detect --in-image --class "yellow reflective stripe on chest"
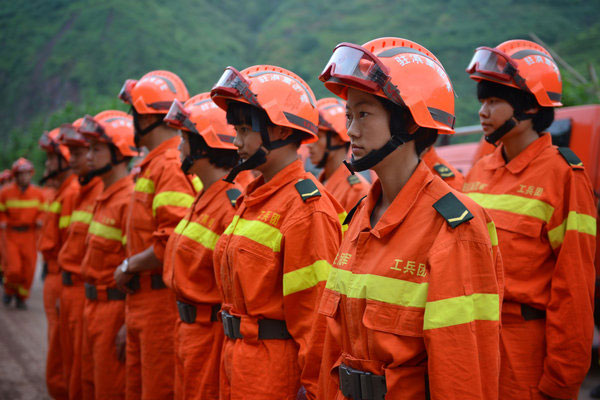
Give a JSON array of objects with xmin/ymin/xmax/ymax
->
[
  {"xmin": 135, "ymin": 178, "xmax": 155, "ymax": 194},
  {"xmin": 48, "ymin": 201, "xmax": 62, "ymax": 213},
  {"xmin": 326, "ymin": 266, "xmax": 429, "ymax": 308},
  {"xmin": 224, "ymin": 215, "xmax": 282, "ymax": 252},
  {"xmin": 174, "ymin": 219, "xmax": 220, "ymax": 250},
  {"xmin": 487, "ymin": 221, "xmax": 498, "ymax": 246},
  {"xmin": 283, "ymin": 260, "xmax": 331, "ymax": 296},
  {"xmin": 59, "ymin": 215, "xmax": 71, "ymax": 229},
  {"xmin": 89, "ymin": 221, "xmax": 126, "ymax": 245},
  {"xmin": 338, "ymin": 212, "xmax": 348, "ymax": 234},
  {"xmin": 465, "ymin": 192, "xmax": 554, "ymax": 222},
  {"xmin": 547, "ymin": 210, "xmax": 596, "ymax": 248},
  {"xmin": 424, "ymin": 293, "xmax": 499, "ymax": 330},
  {"xmin": 5, "ymin": 199, "xmax": 42, "ymax": 209},
  {"xmin": 70, "ymin": 210, "xmax": 93, "ymax": 226},
  {"xmin": 191, "ymin": 176, "xmax": 203, "ymax": 193},
  {"xmin": 0, "ymin": 203, "xmax": 5, "ymax": 212},
  {"xmin": 152, "ymin": 191, "xmax": 194, "ymax": 216}
]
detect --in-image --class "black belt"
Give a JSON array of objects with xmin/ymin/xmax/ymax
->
[
  {"xmin": 125, "ymin": 274, "xmax": 167, "ymax": 292},
  {"xmin": 84, "ymin": 283, "xmax": 126, "ymax": 301},
  {"xmin": 339, "ymin": 364, "xmax": 387, "ymax": 400},
  {"xmin": 177, "ymin": 300, "xmax": 220, "ymax": 324},
  {"xmin": 62, "ymin": 271, "xmax": 74, "ymax": 286},
  {"xmin": 9, "ymin": 225, "xmax": 31, "ymax": 232},
  {"xmin": 221, "ymin": 310, "xmax": 292, "ymax": 340},
  {"xmin": 521, "ymin": 304, "xmax": 546, "ymax": 321}
]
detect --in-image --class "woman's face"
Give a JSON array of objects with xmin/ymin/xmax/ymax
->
[
  {"xmin": 478, "ymin": 96, "xmax": 514, "ymax": 137},
  {"xmin": 307, "ymin": 129, "xmax": 328, "ymax": 165},
  {"xmin": 345, "ymin": 88, "xmax": 391, "ymax": 160},
  {"xmin": 232, "ymin": 124, "xmax": 263, "ymax": 162},
  {"xmin": 68, "ymin": 145, "xmax": 89, "ymax": 176},
  {"xmin": 87, "ymin": 139, "xmax": 111, "ymax": 171}
]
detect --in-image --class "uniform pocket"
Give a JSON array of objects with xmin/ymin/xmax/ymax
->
[
  {"xmin": 492, "ymin": 211, "xmax": 544, "ymax": 238},
  {"xmin": 233, "ymin": 245, "xmax": 279, "ymax": 311},
  {"xmin": 318, "ymin": 289, "xmax": 341, "ymax": 318},
  {"xmin": 362, "ymin": 300, "xmax": 424, "ymax": 338}
]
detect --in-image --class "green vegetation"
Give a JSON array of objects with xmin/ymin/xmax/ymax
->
[{"xmin": 1, "ymin": 0, "xmax": 599, "ymax": 177}]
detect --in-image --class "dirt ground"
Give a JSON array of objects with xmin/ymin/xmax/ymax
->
[{"xmin": 0, "ymin": 262, "xmax": 599, "ymax": 400}]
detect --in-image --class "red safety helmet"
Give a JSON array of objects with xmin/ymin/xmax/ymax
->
[
  {"xmin": 317, "ymin": 97, "xmax": 349, "ymax": 142},
  {"xmin": 78, "ymin": 110, "xmax": 138, "ymax": 157},
  {"xmin": 319, "ymin": 37, "xmax": 455, "ymax": 135},
  {"xmin": 118, "ymin": 70, "xmax": 190, "ymax": 115},
  {"xmin": 466, "ymin": 39, "xmax": 562, "ymax": 107},
  {"xmin": 39, "ymin": 128, "xmax": 71, "ymax": 161},
  {"xmin": 165, "ymin": 93, "xmax": 237, "ymax": 150},
  {"xmin": 12, "ymin": 158, "xmax": 34, "ymax": 174},
  {"xmin": 211, "ymin": 65, "xmax": 319, "ymax": 143}
]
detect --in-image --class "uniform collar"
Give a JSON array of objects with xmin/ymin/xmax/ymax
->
[
  {"xmin": 352, "ymin": 161, "xmax": 433, "ymax": 240},
  {"xmin": 56, "ymin": 174, "xmax": 77, "ymax": 197},
  {"xmin": 484, "ymin": 133, "xmax": 551, "ymax": 174},
  {"xmin": 79, "ymin": 176, "xmax": 102, "ymax": 197},
  {"xmin": 196, "ymin": 177, "xmax": 231, "ymax": 209},
  {"xmin": 139, "ymin": 136, "xmax": 180, "ymax": 168},
  {"xmin": 243, "ymin": 159, "xmax": 304, "ymax": 207},
  {"xmin": 98, "ymin": 175, "xmax": 132, "ymax": 202}
]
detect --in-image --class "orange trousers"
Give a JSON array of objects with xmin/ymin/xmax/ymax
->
[
  {"xmin": 3, "ymin": 229, "xmax": 37, "ymax": 299},
  {"xmin": 220, "ymin": 336, "xmax": 301, "ymax": 400},
  {"xmin": 60, "ymin": 282, "xmax": 85, "ymax": 399},
  {"xmin": 174, "ymin": 315, "xmax": 223, "ymax": 400},
  {"xmin": 126, "ymin": 286, "xmax": 177, "ymax": 400},
  {"xmin": 82, "ymin": 297, "xmax": 126, "ymax": 400},
  {"xmin": 44, "ymin": 271, "xmax": 68, "ymax": 399}
]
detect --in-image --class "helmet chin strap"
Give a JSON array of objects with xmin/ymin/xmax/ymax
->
[
  {"xmin": 316, "ymin": 131, "xmax": 346, "ymax": 169},
  {"xmin": 40, "ymin": 157, "xmax": 71, "ymax": 185},
  {"xmin": 484, "ymin": 110, "xmax": 532, "ymax": 145},
  {"xmin": 344, "ymin": 133, "xmax": 410, "ymax": 173},
  {"xmin": 132, "ymin": 107, "xmax": 163, "ymax": 148},
  {"xmin": 80, "ymin": 146, "xmax": 126, "ymax": 184}
]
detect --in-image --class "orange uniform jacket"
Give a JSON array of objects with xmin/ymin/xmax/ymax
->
[
  {"xmin": 213, "ymin": 160, "xmax": 345, "ymax": 398},
  {"xmin": 422, "ymin": 146, "xmax": 465, "ymax": 191},
  {"xmin": 464, "ymin": 133, "xmax": 597, "ymax": 399},
  {"xmin": 0, "ymin": 182, "xmax": 45, "ymax": 226},
  {"xmin": 307, "ymin": 161, "xmax": 503, "ymax": 400},
  {"xmin": 319, "ymin": 164, "xmax": 370, "ymax": 212}
]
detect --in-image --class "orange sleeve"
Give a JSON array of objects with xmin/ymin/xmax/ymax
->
[
  {"xmin": 281, "ymin": 209, "xmax": 342, "ymax": 392},
  {"xmin": 151, "ymin": 160, "xmax": 197, "ymax": 262},
  {"xmin": 424, "ymin": 230, "xmax": 502, "ymax": 400},
  {"xmin": 0, "ymin": 188, "xmax": 6, "ymax": 224},
  {"xmin": 538, "ymin": 169, "xmax": 597, "ymax": 399}
]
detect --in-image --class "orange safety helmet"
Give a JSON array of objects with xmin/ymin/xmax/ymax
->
[
  {"xmin": 466, "ymin": 39, "xmax": 562, "ymax": 107},
  {"xmin": 320, "ymin": 37, "xmax": 455, "ymax": 135},
  {"xmin": 211, "ymin": 64, "xmax": 319, "ymax": 143},
  {"xmin": 39, "ymin": 128, "xmax": 71, "ymax": 161},
  {"xmin": 78, "ymin": 110, "xmax": 137, "ymax": 157},
  {"xmin": 317, "ymin": 97, "xmax": 349, "ymax": 142},
  {"xmin": 11, "ymin": 158, "xmax": 34, "ymax": 174},
  {"xmin": 118, "ymin": 70, "xmax": 190, "ymax": 115},
  {"xmin": 59, "ymin": 118, "xmax": 89, "ymax": 148}
]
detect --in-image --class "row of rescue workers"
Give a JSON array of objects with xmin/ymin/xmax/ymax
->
[{"xmin": 0, "ymin": 36, "xmax": 597, "ymax": 400}]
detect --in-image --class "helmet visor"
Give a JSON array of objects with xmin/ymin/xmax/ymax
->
[
  {"xmin": 38, "ymin": 133, "xmax": 56, "ymax": 151},
  {"xmin": 118, "ymin": 79, "xmax": 138, "ymax": 104},
  {"xmin": 211, "ymin": 67, "xmax": 261, "ymax": 107},
  {"xmin": 466, "ymin": 47, "xmax": 517, "ymax": 81},
  {"xmin": 164, "ymin": 99, "xmax": 198, "ymax": 133},
  {"xmin": 59, "ymin": 123, "xmax": 88, "ymax": 147},
  {"xmin": 79, "ymin": 115, "xmax": 110, "ymax": 142}
]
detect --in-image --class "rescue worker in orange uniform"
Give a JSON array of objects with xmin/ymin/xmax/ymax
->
[
  {"xmin": 308, "ymin": 97, "xmax": 370, "ymax": 212},
  {"xmin": 464, "ymin": 39, "xmax": 597, "ymax": 400},
  {"xmin": 0, "ymin": 158, "xmax": 44, "ymax": 308},
  {"xmin": 162, "ymin": 93, "xmax": 245, "ymax": 399},
  {"xmin": 420, "ymin": 146, "xmax": 464, "ymax": 190},
  {"xmin": 0, "ymin": 169, "xmax": 9, "ymax": 282},
  {"xmin": 113, "ymin": 70, "xmax": 197, "ymax": 400},
  {"xmin": 305, "ymin": 37, "xmax": 503, "ymax": 400},
  {"xmin": 210, "ymin": 64, "xmax": 346, "ymax": 399},
  {"xmin": 57, "ymin": 120, "xmax": 104, "ymax": 399},
  {"xmin": 39, "ymin": 128, "xmax": 79, "ymax": 400},
  {"xmin": 79, "ymin": 110, "xmax": 137, "ymax": 399}
]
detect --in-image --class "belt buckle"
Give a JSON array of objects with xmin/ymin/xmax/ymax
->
[
  {"xmin": 176, "ymin": 301, "xmax": 196, "ymax": 324},
  {"xmin": 339, "ymin": 364, "xmax": 362, "ymax": 399},
  {"xmin": 84, "ymin": 283, "xmax": 98, "ymax": 301},
  {"xmin": 62, "ymin": 271, "xmax": 73, "ymax": 286},
  {"xmin": 221, "ymin": 311, "xmax": 237, "ymax": 339}
]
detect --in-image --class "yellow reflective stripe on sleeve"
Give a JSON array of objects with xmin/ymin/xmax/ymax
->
[
  {"xmin": 224, "ymin": 215, "xmax": 282, "ymax": 252},
  {"xmin": 487, "ymin": 221, "xmax": 498, "ymax": 246},
  {"xmin": 48, "ymin": 201, "xmax": 62, "ymax": 214},
  {"xmin": 283, "ymin": 260, "xmax": 331, "ymax": 296},
  {"xmin": 465, "ymin": 192, "xmax": 554, "ymax": 223},
  {"xmin": 175, "ymin": 219, "xmax": 220, "ymax": 250},
  {"xmin": 59, "ymin": 215, "xmax": 71, "ymax": 229},
  {"xmin": 338, "ymin": 212, "xmax": 348, "ymax": 234},
  {"xmin": 135, "ymin": 178, "xmax": 155, "ymax": 194},
  {"xmin": 70, "ymin": 210, "xmax": 93, "ymax": 226},
  {"xmin": 191, "ymin": 176, "xmax": 203, "ymax": 193},
  {"xmin": 547, "ymin": 211, "xmax": 597, "ymax": 248},
  {"xmin": 89, "ymin": 221, "xmax": 125, "ymax": 244},
  {"xmin": 326, "ymin": 266, "xmax": 428, "ymax": 308},
  {"xmin": 6, "ymin": 199, "xmax": 42, "ymax": 209},
  {"xmin": 152, "ymin": 191, "xmax": 195, "ymax": 216},
  {"xmin": 423, "ymin": 293, "xmax": 500, "ymax": 330},
  {"xmin": 0, "ymin": 203, "xmax": 5, "ymax": 212},
  {"xmin": 17, "ymin": 285, "xmax": 29, "ymax": 297}
]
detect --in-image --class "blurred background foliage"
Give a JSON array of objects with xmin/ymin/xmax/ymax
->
[{"xmin": 1, "ymin": 0, "xmax": 599, "ymax": 178}]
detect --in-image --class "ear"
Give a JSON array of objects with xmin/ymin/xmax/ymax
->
[
  {"xmin": 268, "ymin": 125, "xmax": 293, "ymax": 141},
  {"xmin": 523, "ymin": 106, "xmax": 539, "ymax": 115}
]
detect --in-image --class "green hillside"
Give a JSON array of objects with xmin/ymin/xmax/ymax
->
[{"xmin": 1, "ymin": 0, "xmax": 599, "ymax": 175}]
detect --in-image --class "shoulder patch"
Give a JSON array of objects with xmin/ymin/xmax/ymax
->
[
  {"xmin": 343, "ymin": 195, "xmax": 367, "ymax": 225},
  {"xmin": 347, "ymin": 174, "xmax": 361, "ymax": 186},
  {"xmin": 433, "ymin": 163, "xmax": 455, "ymax": 179},
  {"xmin": 433, "ymin": 192, "xmax": 473, "ymax": 228},
  {"xmin": 225, "ymin": 188, "xmax": 242, "ymax": 208},
  {"xmin": 295, "ymin": 179, "xmax": 321, "ymax": 202},
  {"xmin": 557, "ymin": 147, "xmax": 583, "ymax": 168}
]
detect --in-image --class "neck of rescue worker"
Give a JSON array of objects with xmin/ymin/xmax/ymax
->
[
  {"xmin": 101, "ymin": 163, "xmax": 128, "ymax": 188},
  {"xmin": 18, "ymin": 183, "xmax": 29, "ymax": 192},
  {"xmin": 258, "ymin": 145, "xmax": 299, "ymax": 182},
  {"xmin": 500, "ymin": 125, "xmax": 540, "ymax": 162},
  {"xmin": 190, "ymin": 160, "xmax": 227, "ymax": 191},
  {"xmin": 143, "ymin": 125, "xmax": 178, "ymax": 152},
  {"xmin": 323, "ymin": 148, "xmax": 347, "ymax": 181},
  {"xmin": 373, "ymin": 142, "xmax": 418, "ymax": 208},
  {"xmin": 56, "ymin": 170, "xmax": 72, "ymax": 188}
]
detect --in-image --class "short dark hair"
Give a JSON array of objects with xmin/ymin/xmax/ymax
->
[{"xmin": 184, "ymin": 131, "xmax": 239, "ymax": 169}]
